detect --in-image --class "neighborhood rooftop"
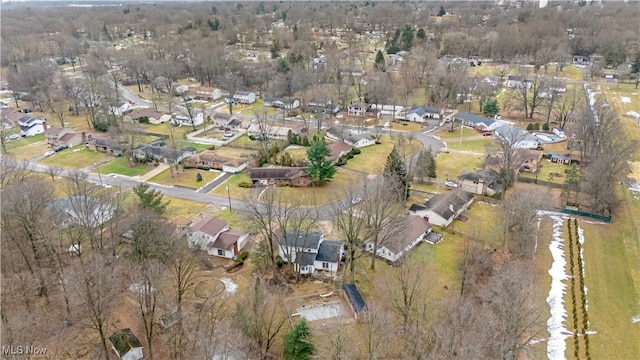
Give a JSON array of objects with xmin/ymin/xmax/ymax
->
[{"xmin": 411, "ymin": 189, "xmax": 474, "ymax": 220}]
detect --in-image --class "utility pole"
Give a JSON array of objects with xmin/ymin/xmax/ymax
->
[{"xmin": 226, "ymin": 183, "xmax": 232, "ymax": 212}]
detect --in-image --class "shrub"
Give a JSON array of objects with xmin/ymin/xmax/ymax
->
[
  {"xmin": 526, "ymin": 123, "xmax": 534, "ymax": 131},
  {"xmin": 196, "ymin": 172, "xmax": 203, "ymax": 182},
  {"xmin": 533, "ymin": 123, "xmax": 541, "ymax": 131},
  {"xmin": 543, "ymin": 123, "xmax": 550, "ymax": 131},
  {"xmin": 276, "ymin": 181, "xmax": 289, "ymax": 187},
  {"xmin": 235, "ymin": 250, "xmax": 249, "ymax": 263},
  {"xmin": 275, "ymin": 255, "xmax": 285, "ymax": 268},
  {"xmin": 351, "ymin": 148, "xmax": 361, "ymax": 155},
  {"xmin": 238, "ymin": 181, "xmax": 253, "ymax": 188},
  {"xmin": 138, "ymin": 116, "xmax": 149, "ymax": 124},
  {"xmin": 94, "ymin": 120, "xmax": 110, "ymax": 132}
]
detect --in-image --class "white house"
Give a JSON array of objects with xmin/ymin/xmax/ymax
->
[
  {"xmin": 124, "ymin": 108, "xmax": 171, "ymax": 124},
  {"xmin": 110, "ymin": 101, "xmax": 133, "ymax": 116},
  {"xmin": 409, "ymin": 189, "xmax": 474, "ymax": 228},
  {"xmin": 18, "ymin": 115, "xmax": 46, "ymax": 137},
  {"xmin": 110, "ymin": 329, "xmax": 143, "ymax": 360},
  {"xmin": 189, "ymin": 86, "xmax": 224, "ymax": 100},
  {"xmin": 231, "ymin": 91, "xmax": 256, "ymax": 104},
  {"xmin": 494, "ymin": 125, "xmax": 540, "ymax": 149},
  {"xmin": 263, "ymin": 97, "xmax": 300, "ymax": 110},
  {"xmin": 171, "ymin": 108, "xmax": 204, "ymax": 127},
  {"xmin": 404, "ymin": 106, "xmax": 443, "ymax": 122},
  {"xmin": 365, "ymin": 215, "xmax": 432, "ymax": 263},
  {"xmin": 48, "ymin": 195, "xmax": 115, "ymax": 228},
  {"xmin": 344, "ymin": 132, "xmax": 376, "ymax": 148},
  {"xmin": 187, "ymin": 216, "xmax": 249, "ymax": 258},
  {"xmin": 247, "ymin": 123, "xmax": 296, "ymax": 140},
  {"xmin": 504, "ymin": 75, "xmax": 533, "ymax": 90},
  {"xmin": 278, "ymin": 230, "xmax": 342, "ymax": 275},
  {"xmin": 347, "ymin": 103, "xmax": 369, "ymax": 117}
]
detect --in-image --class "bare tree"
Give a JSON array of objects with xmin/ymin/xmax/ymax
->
[
  {"xmin": 134, "ymin": 260, "xmax": 165, "ymax": 360},
  {"xmin": 361, "ymin": 301, "xmax": 395, "ymax": 360},
  {"xmin": 496, "ymin": 188, "xmax": 549, "ymax": 256},
  {"xmin": 169, "ymin": 250, "xmax": 198, "ymax": 317},
  {"xmin": 553, "ymin": 86, "xmax": 583, "ymax": 129},
  {"xmin": 364, "ymin": 178, "xmax": 405, "ymax": 270}
]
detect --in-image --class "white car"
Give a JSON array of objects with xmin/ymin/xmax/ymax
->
[
  {"xmin": 8, "ymin": 134, "xmax": 20, "ymax": 140},
  {"xmin": 43, "ymin": 151, "xmax": 55, "ymax": 157},
  {"xmin": 351, "ymin": 197, "xmax": 362, "ymax": 205},
  {"xmin": 223, "ymin": 132, "xmax": 234, "ymax": 138},
  {"xmin": 445, "ymin": 180, "xmax": 458, "ymax": 188}
]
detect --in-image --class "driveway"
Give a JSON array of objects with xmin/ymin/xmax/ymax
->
[{"xmin": 117, "ymin": 84, "xmax": 153, "ymax": 107}]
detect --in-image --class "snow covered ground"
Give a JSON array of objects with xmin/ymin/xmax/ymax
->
[{"xmin": 219, "ymin": 277, "xmax": 238, "ymax": 295}]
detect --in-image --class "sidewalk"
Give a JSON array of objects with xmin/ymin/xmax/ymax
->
[{"xmin": 136, "ymin": 163, "xmax": 170, "ymax": 182}]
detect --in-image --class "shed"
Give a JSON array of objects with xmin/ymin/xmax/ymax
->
[
  {"xmin": 343, "ymin": 283, "xmax": 367, "ymax": 318},
  {"xmin": 109, "ymin": 328, "xmax": 143, "ymax": 360}
]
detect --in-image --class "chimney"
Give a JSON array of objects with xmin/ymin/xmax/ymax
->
[{"xmin": 449, "ymin": 204, "xmax": 455, "ymax": 213}]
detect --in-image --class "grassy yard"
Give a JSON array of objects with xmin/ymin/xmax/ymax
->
[
  {"xmin": 145, "ymin": 123, "xmax": 194, "ymax": 137},
  {"xmin": 96, "ymin": 157, "xmax": 151, "ymax": 177},
  {"xmin": 229, "ymin": 98, "xmax": 278, "ymax": 116},
  {"xmin": 214, "ymin": 146, "xmax": 257, "ymax": 159},
  {"xmin": 444, "ymin": 137, "xmax": 496, "ymax": 153},
  {"xmin": 275, "ymin": 170, "xmax": 360, "ymax": 205},
  {"xmin": 519, "ymin": 159, "xmax": 570, "ymax": 184},
  {"xmin": 5, "ymin": 133, "xmax": 45, "ymax": 150},
  {"xmin": 149, "ymin": 168, "xmax": 220, "ymax": 189},
  {"xmin": 436, "ymin": 126, "xmax": 479, "ymax": 139},
  {"xmin": 209, "ymin": 172, "xmax": 253, "ymax": 199},
  {"xmin": 454, "ymin": 201, "xmax": 501, "ymax": 248},
  {"xmin": 435, "ymin": 151, "xmax": 485, "ymax": 181},
  {"xmin": 390, "ymin": 121, "xmax": 424, "ymax": 132},
  {"xmin": 343, "ymin": 135, "xmax": 421, "ymax": 174},
  {"xmin": 40, "ymin": 149, "xmax": 107, "ymax": 169},
  {"xmin": 163, "ymin": 195, "xmax": 210, "ymax": 218},
  {"xmin": 177, "ymin": 140, "xmax": 213, "ymax": 152},
  {"xmin": 213, "ymin": 209, "xmax": 252, "ymax": 231}
]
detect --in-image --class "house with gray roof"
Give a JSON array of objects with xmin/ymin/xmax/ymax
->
[
  {"xmin": 187, "ymin": 215, "xmax": 249, "ymax": 258},
  {"xmin": 18, "ymin": 114, "xmax": 46, "ymax": 137},
  {"xmin": 405, "ymin": 106, "xmax": 443, "ymax": 122},
  {"xmin": 409, "ymin": 189, "xmax": 474, "ymax": 228},
  {"xmin": 494, "ymin": 125, "xmax": 540, "ymax": 149},
  {"xmin": 250, "ymin": 167, "xmax": 311, "ymax": 187},
  {"xmin": 278, "ymin": 230, "xmax": 343, "ymax": 276},
  {"xmin": 109, "ymin": 328, "xmax": 143, "ymax": 360},
  {"xmin": 133, "ymin": 140, "xmax": 196, "ymax": 163},
  {"xmin": 48, "ymin": 195, "xmax": 115, "ymax": 228},
  {"xmin": 365, "ymin": 215, "xmax": 436, "ymax": 263},
  {"xmin": 454, "ymin": 112, "xmax": 500, "ymax": 131},
  {"xmin": 457, "ymin": 169, "xmax": 502, "ymax": 196}
]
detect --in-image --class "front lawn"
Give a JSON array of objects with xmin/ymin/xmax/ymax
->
[
  {"xmin": 40, "ymin": 148, "xmax": 107, "ymax": 169},
  {"xmin": 96, "ymin": 157, "xmax": 151, "ymax": 177},
  {"xmin": 5, "ymin": 133, "xmax": 45, "ymax": 150},
  {"xmin": 213, "ymin": 209, "xmax": 251, "ymax": 231},
  {"xmin": 162, "ymin": 195, "xmax": 210, "ymax": 218},
  {"xmin": 390, "ymin": 121, "xmax": 424, "ymax": 132},
  {"xmin": 444, "ymin": 137, "xmax": 495, "ymax": 153},
  {"xmin": 275, "ymin": 170, "xmax": 361, "ymax": 205},
  {"xmin": 519, "ymin": 159, "xmax": 570, "ymax": 184},
  {"xmin": 148, "ymin": 168, "xmax": 220, "ymax": 189},
  {"xmin": 436, "ymin": 126, "xmax": 478, "ymax": 139},
  {"xmin": 209, "ymin": 172, "xmax": 253, "ymax": 199}
]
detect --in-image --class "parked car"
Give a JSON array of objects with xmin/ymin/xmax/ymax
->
[
  {"xmin": 54, "ymin": 145, "xmax": 69, "ymax": 152},
  {"xmin": 482, "ymin": 131, "xmax": 492, "ymax": 136},
  {"xmin": 43, "ymin": 151, "xmax": 55, "ymax": 157},
  {"xmin": 445, "ymin": 180, "xmax": 458, "ymax": 188},
  {"xmin": 8, "ymin": 134, "xmax": 20, "ymax": 140},
  {"xmin": 223, "ymin": 132, "xmax": 234, "ymax": 138}
]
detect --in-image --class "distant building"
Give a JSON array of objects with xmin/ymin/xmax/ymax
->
[
  {"xmin": 109, "ymin": 329, "xmax": 143, "ymax": 360},
  {"xmin": 18, "ymin": 115, "xmax": 46, "ymax": 137},
  {"xmin": 187, "ymin": 216, "xmax": 249, "ymax": 258}
]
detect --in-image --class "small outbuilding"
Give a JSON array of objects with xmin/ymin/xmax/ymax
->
[{"xmin": 109, "ymin": 328, "xmax": 143, "ymax": 360}]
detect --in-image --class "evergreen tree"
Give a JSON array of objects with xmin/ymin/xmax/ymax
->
[
  {"xmin": 426, "ymin": 149, "xmax": 437, "ymax": 183},
  {"xmin": 482, "ymin": 98, "xmax": 500, "ymax": 117},
  {"xmin": 306, "ymin": 141, "xmax": 336, "ymax": 186},
  {"xmin": 415, "ymin": 150, "xmax": 427, "ymax": 182},
  {"xmin": 401, "ymin": 25, "xmax": 414, "ymax": 51},
  {"xmin": 196, "ymin": 172, "xmax": 203, "ymax": 182},
  {"xmin": 133, "ymin": 183, "xmax": 170, "ymax": 215},
  {"xmin": 631, "ymin": 52, "xmax": 640, "ymax": 74},
  {"xmin": 374, "ymin": 50, "xmax": 385, "ymax": 70},
  {"xmin": 416, "ymin": 27, "xmax": 426, "ymax": 40},
  {"xmin": 383, "ymin": 145, "xmax": 409, "ymax": 200},
  {"xmin": 283, "ymin": 319, "xmax": 315, "ymax": 360},
  {"xmin": 437, "ymin": 5, "xmax": 446, "ymax": 16}
]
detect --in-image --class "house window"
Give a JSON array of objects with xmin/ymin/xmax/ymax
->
[
  {"xmin": 322, "ymin": 262, "xmax": 329, "ymax": 269},
  {"xmin": 217, "ymin": 249, "xmax": 224, "ymax": 256}
]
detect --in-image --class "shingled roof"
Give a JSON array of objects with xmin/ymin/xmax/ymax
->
[
  {"xmin": 109, "ymin": 329, "xmax": 142, "ymax": 357},
  {"xmin": 190, "ymin": 216, "xmax": 228, "ymax": 237},
  {"xmin": 379, "ymin": 215, "xmax": 431, "ymax": 255},
  {"xmin": 250, "ymin": 167, "xmax": 308, "ymax": 180},
  {"xmin": 421, "ymin": 189, "xmax": 474, "ymax": 221}
]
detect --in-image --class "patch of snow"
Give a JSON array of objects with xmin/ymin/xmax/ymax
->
[
  {"xmin": 632, "ymin": 315, "xmax": 640, "ymax": 324},
  {"xmin": 621, "ymin": 97, "xmax": 631, "ymax": 104},
  {"xmin": 219, "ymin": 277, "xmax": 237, "ymax": 295},
  {"xmin": 629, "ymin": 182, "xmax": 640, "ymax": 193},
  {"xmin": 129, "ymin": 283, "xmax": 155, "ymax": 294},
  {"xmin": 546, "ymin": 214, "xmax": 571, "ymax": 360}
]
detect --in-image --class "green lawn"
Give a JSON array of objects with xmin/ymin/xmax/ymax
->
[
  {"xmin": 436, "ymin": 126, "xmax": 478, "ymax": 139},
  {"xmin": 145, "ymin": 123, "xmax": 193, "ymax": 137},
  {"xmin": 213, "ymin": 209, "xmax": 251, "ymax": 231},
  {"xmin": 163, "ymin": 195, "xmax": 210, "ymax": 218},
  {"xmin": 343, "ymin": 135, "xmax": 421, "ymax": 174},
  {"xmin": 209, "ymin": 172, "xmax": 253, "ymax": 199},
  {"xmin": 435, "ymin": 151, "xmax": 485, "ymax": 181},
  {"xmin": 96, "ymin": 157, "xmax": 151, "ymax": 177},
  {"xmin": 177, "ymin": 140, "xmax": 214, "ymax": 152},
  {"xmin": 40, "ymin": 149, "xmax": 107, "ymax": 169},
  {"xmin": 519, "ymin": 159, "xmax": 570, "ymax": 184},
  {"xmin": 5, "ymin": 134, "xmax": 45, "ymax": 150},
  {"xmin": 275, "ymin": 170, "xmax": 361, "ymax": 205},
  {"xmin": 149, "ymin": 168, "xmax": 220, "ymax": 189},
  {"xmin": 445, "ymin": 137, "xmax": 495, "ymax": 153},
  {"xmin": 390, "ymin": 121, "xmax": 424, "ymax": 132},
  {"xmin": 231, "ymin": 98, "xmax": 278, "ymax": 116}
]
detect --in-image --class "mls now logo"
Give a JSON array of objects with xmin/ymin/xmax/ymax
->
[{"xmin": 2, "ymin": 345, "xmax": 48, "ymax": 356}]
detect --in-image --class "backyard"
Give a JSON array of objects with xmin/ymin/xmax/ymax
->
[
  {"xmin": 149, "ymin": 167, "xmax": 221, "ymax": 189},
  {"xmin": 435, "ymin": 151, "xmax": 486, "ymax": 181},
  {"xmin": 343, "ymin": 135, "xmax": 421, "ymax": 174}
]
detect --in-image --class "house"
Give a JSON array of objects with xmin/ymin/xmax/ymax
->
[
  {"xmin": 171, "ymin": 108, "xmax": 204, "ymax": 127},
  {"xmin": 187, "ymin": 216, "xmax": 249, "ymax": 258},
  {"xmin": 18, "ymin": 115, "xmax": 46, "ymax": 137},
  {"xmin": 230, "ymin": 91, "xmax": 256, "ymax": 104},
  {"xmin": 307, "ymin": 99, "xmax": 340, "ymax": 115},
  {"xmin": 183, "ymin": 150, "xmax": 248, "ymax": 173},
  {"xmin": 572, "ymin": 55, "xmax": 590, "ymax": 66},
  {"xmin": 110, "ymin": 101, "xmax": 133, "ymax": 116},
  {"xmin": 404, "ymin": 106, "xmax": 443, "ymax": 122},
  {"xmin": 124, "ymin": 108, "xmax": 171, "ymax": 125},
  {"xmin": 133, "ymin": 141, "xmax": 196, "ymax": 163},
  {"xmin": 325, "ymin": 125, "xmax": 348, "ymax": 142},
  {"xmin": 325, "ymin": 141, "xmax": 353, "ymax": 162},
  {"xmin": 1, "ymin": 108, "xmax": 23, "ymax": 127},
  {"xmin": 347, "ymin": 103, "xmax": 368, "ymax": 117},
  {"xmin": 263, "ymin": 97, "xmax": 300, "ymax": 110},
  {"xmin": 345, "ymin": 132, "xmax": 376, "ymax": 148},
  {"xmin": 409, "ymin": 189, "xmax": 474, "ymax": 228},
  {"xmin": 548, "ymin": 152, "xmax": 572, "ymax": 165},
  {"xmin": 45, "ymin": 127, "xmax": 85, "ymax": 148},
  {"xmin": 250, "ymin": 167, "xmax": 311, "ymax": 187},
  {"xmin": 277, "ymin": 230, "xmax": 343, "ymax": 275},
  {"xmin": 188, "ymin": 85, "xmax": 223, "ymax": 100},
  {"xmin": 494, "ymin": 125, "xmax": 540, "ymax": 149},
  {"xmin": 483, "ymin": 76, "xmax": 501, "ymax": 87},
  {"xmin": 109, "ymin": 329, "xmax": 143, "ymax": 360},
  {"xmin": 247, "ymin": 123, "xmax": 298, "ymax": 140},
  {"xmin": 86, "ymin": 136, "xmax": 124, "ymax": 156},
  {"xmin": 212, "ymin": 112, "xmax": 243, "ymax": 130},
  {"xmin": 504, "ymin": 75, "xmax": 533, "ymax": 90},
  {"xmin": 343, "ymin": 284, "xmax": 367, "ymax": 319},
  {"xmin": 340, "ymin": 69, "xmax": 366, "ymax": 77},
  {"xmin": 454, "ymin": 112, "xmax": 504, "ymax": 131},
  {"xmin": 48, "ymin": 195, "xmax": 115, "ymax": 228},
  {"xmin": 364, "ymin": 215, "xmax": 433, "ymax": 263},
  {"xmin": 520, "ymin": 149, "xmax": 544, "ymax": 173},
  {"xmin": 457, "ymin": 169, "xmax": 502, "ymax": 196}
]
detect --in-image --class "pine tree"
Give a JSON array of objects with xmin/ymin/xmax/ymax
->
[
  {"xmin": 374, "ymin": 50, "xmax": 385, "ymax": 70},
  {"xmin": 283, "ymin": 319, "xmax": 315, "ymax": 360},
  {"xmin": 306, "ymin": 141, "xmax": 336, "ymax": 186},
  {"xmin": 196, "ymin": 172, "xmax": 203, "ymax": 182},
  {"xmin": 133, "ymin": 183, "xmax": 170, "ymax": 215},
  {"xmin": 415, "ymin": 150, "xmax": 427, "ymax": 182},
  {"xmin": 482, "ymin": 98, "xmax": 500, "ymax": 117},
  {"xmin": 631, "ymin": 52, "xmax": 640, "ymax": 74},
  {"xmin": 384, "ymin": 145, "xmax": 409, "ymax": 200},
  {"xmin": 426, "ymin": 149, "xmax": 437, "ymax": 183},
  {"xmin": 416, "ymin": 28, "xmax": 426, "ymax": 40},
  {"xmin": 437, "ymin": 5, "xmax": 446, "ymax": 16}
]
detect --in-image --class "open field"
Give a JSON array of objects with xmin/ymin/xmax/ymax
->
[
  {"xmin": 96, "ymin": 157, "xmax": 151, "ymax": 176},
  {"xmin": 149, "ymin": 167, "xmax": 220, "ymax": 188},
  {"xmin": 40, "ymin": 148, "xmax": 107, "ymax": 169},
  {"xmin": 343, "ymin": 135, "xmax": 421, "ymax": 174},
  {"xmin": 209, "ymin": 172, "xmax": 253, "ymax": 199},
  {"xmin": 6, "ymin": 141, "xmax": 50, "ymax": 160},
  {"xmin": 435, "ymin": 151, "xmax": 485, "ymax": 181}
]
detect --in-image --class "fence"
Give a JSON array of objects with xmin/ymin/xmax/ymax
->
[
  {"xmin": 517, "ymin": 176, "xmax": 563, "ymax": 189},
  {"xmin": 556, "ymin": 208, "xmax": 612, "ymax": 223}
]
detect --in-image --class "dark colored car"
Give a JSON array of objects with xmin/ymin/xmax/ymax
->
[
  {"xmin": 54, "ymin": 145, "xmax": 69, "ymax": 152},
  {"xmin": 482, "ymin": 131, "xmax": 492, "ymax": 136}
]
